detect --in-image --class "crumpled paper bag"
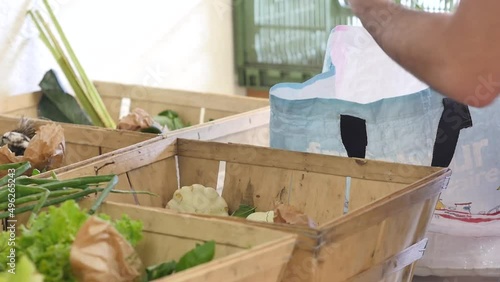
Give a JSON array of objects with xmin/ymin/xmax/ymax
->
[
  {"xmin": 70, "ymin": 216, "xmax": 144, "ymax": 282},
  {"xmin": 117, "ymin": 108, "xmax": 155, "ymax": 131},
  {"xmin": 0, "ymin": 123, "xmax": 65, "ymax": 177},
  {"xmin": 274, "ymin": 204, "xmax": 318, "ymax": 228}
]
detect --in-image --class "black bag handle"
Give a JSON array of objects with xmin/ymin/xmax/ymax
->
[
  {"xmin": 340, "ymin": 98, "xmax": 472, "ymax": 167},
  {"xmin": 340, "ymin": 115, "xmax": 367, "ymax": 159},
  {"xmin": 431, "ymin": 98, "xmax": 473, "ymax": 167}
]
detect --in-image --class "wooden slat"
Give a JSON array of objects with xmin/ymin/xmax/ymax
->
[
  {"xmin": 222, "ymin": 162, "xmax": 346, "ymax": 226},
  {"xmin": 57, "ymin": 122, "xmax": 154, "ymax": 149},
  {"xmin": 94, "ymin": 81, "xmax": 269, "ymax": 113},
  {"xmin": 345, "ymin": 238, "xmax": 429, "ymax": 282},
  {"xmin": 369, "ymin": 203, "xmax": 424, "ymax": 265},
  {"xmin": 288, "ymin": 171, "xmax": 347, "ymax": 225},
  {"xmin": 100, "ymin": 96, "xmax": 123, "ymax": 122},
  {"xmin": 314, "ymin": 224, "xmax": 382, "ymax": 281},
  {"xmin": 222, "ymin": 163, "xmax": 294, "ymax": 214},
  {"xmin": 63, "ymin": 143, "xmax": 101, "ymax": 166},
  {"xmin": 127, "ymin": 157, "xmax": 178, "ymax": 208},
  {"xmin": 321, "ymin": 169, "xmax": 450, "ymax": 241},
  {"xmin": 160, "ymin": 240, "xmax": 294, "ymax": 282},
  {"xmin": 181, "ymin": 107, "xmax": 270, "ymax": 143},
  {"xmin": 176, "ymin": 139, "xmax": 442, "ymax": 184},
  {"xmin": 348, "ymin": 179, "xmax": 407, "ymax": 212},
  {"xmin": 204, "ymin": 109, "xmax": 240, "ymax": 122},
  {"xmin": 38, "ymin": 108, "xmax": 270, "ymax": 179},
  {"xmin": 2, "ymin": 108, "xmax": 39, "ymax": 118},
  {"xmin": 45, "ymin": 138, "xmax": 177, "ymax": 180},
  {"xmin": 178, "ymin": 156, "xmax": 220, "ymax": 189},
  {"xmin": 94, "ymin": 201, "xmax": 291, "ymax": 248},
  {"xmin": 0, "ymin": 116, "xmax": 154, "ymax": 148},
  {"xmin": 212, "ymin": 125, "xmax": 269, "ymax": 147},
  {"xmin": 136, "ymin": 231, "xmax": 243, "ymax": 266},
  {"xmin": 0, "ymin": 92, "xmax": 41, "ymax": 114}
]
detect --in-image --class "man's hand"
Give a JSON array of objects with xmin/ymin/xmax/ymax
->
[{"xmin": 347, "ymin": 0, "xmax": 392, "ymax": 17}]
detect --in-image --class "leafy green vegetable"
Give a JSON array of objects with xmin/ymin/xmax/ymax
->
[
  {"xmin": 144, "ymin": 241, "xmax": 216, "ymax": 281},
  {"xmin": 98, "ymin": 213, "xmax": 144, "ymax": 246},
  {"xmin": 6, "ymin": 200, "xmax": 143, "ymax": 282},
  {"xmin": 0, "ymin": 232, "xmax": 10, "ymax": 273},
  {"xmin": 37, "ymin": 70, "xmax": 93, "ymax": 125},
  {"xmin": 231, "ymin": 204, "xmax": 256, "ymax": 218},
  {"xmin": 0, "ymin": 256, "xmax": 44, "ymax": 282},
  {"xmin": 175, "ymin": 241, "xmax": 216, "ymax": 272},
  {"xmin": 140, "ymin": 127, "xmax": 163, "ymax": 134},
  {"xmin": 145, "ymin": 260, "xmax": 177, "ymax": 281},
  {"xmin": 154, "ymin": 109, "xmax": 190, "ymax": 131},
  {"xmin": 157, "ymin": 110, "xmax": 178, "ymax": 119},
  {"xmin": 17, "ymin": 201, "xmax": 88, "ymax": 281}
]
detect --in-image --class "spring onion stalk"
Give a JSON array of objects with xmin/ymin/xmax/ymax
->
[
  {"xmin": 0, "ymin": 161, "xmax": 159, "ymax": 219},
  {"xmin": 88, "ymin": 175, "xmax": 119, "ymax": 215},
  {"xmin": 41, "ymin": 0, "xmax": 113, "ymax": 127},
  {"xmin": 15, "ymin": 177, "xmax": 60, "ymax": 185},
  {"xmin": 0, "ymin": 162, "xmax": 31, "ymax": 186},
  {"xmin": 0, "ymin": 189, "xmax": 80, "ymax": 210},
  {"xmin": 0, "ymin": 188, "xmax": 102, "ymax": 219},
  {"xmin": 0, "ymin": 162, "xmax": 30, "ymax": 170},
  {"xmin": 0, "ymin": 188, "xmax": 157, "ymax": 211},
  {"xmin": 27, "ymin": 3, "xmax": 116, "ymax": 128},
  {"xmin": 37, "ymin": 175, "xmax": 115, "ymax": 190},
  {"xmin": 27, "ymin": 187, "xmax": 50, "ymax": 226},
  {"xmin": 28, "ymin": 10, "xmax": 102, "ymax": 127}
]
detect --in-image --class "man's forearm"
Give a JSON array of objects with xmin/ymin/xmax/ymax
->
[
  {"xmin": 354, "ymin": 2, "xmax": 454, "ymax": 95},
  {"xmin": 350, "ymin": 0, "xmax": 500, "ymax": 107}
]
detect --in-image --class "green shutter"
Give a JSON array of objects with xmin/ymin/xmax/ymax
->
[{"xmin": 233, "ymin": 0, "xmax": 459, "ymax": 89}]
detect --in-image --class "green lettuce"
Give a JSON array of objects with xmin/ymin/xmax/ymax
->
[{"xmin": 1, "ymin": 200, "xmax": 143, "ymax": 282}]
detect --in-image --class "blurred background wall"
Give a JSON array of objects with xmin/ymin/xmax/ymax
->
[{"xmin": 0, "ymin": 0, "xmax": 246, "ymax": 97}]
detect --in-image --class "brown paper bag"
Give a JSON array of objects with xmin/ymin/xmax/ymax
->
[
  {"xmin": 273, "ymin": 204, "xmax": 318, "ymax": 228},
  {"xmin": 117, "ymin": 108, "xmax": 155, "ymax": 131},
  {"xmin": 0, "ymin": 122, "xmax": 65, "ymax": 177},
  {"xmin": 70, "ymin": 216, "xmax": 144, "ymax": 282}
]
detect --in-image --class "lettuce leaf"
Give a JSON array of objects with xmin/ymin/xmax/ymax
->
[
  {"xmin": 0, "ymin": 256, "xmax": 44, "ymax": 282},
  {"xmin": 1, "ymin": 200, "xmax": 143, "ymax": 281},
  {"xmin": 0, "ymin": 232, "xmax": 10, "ymax": 273}
]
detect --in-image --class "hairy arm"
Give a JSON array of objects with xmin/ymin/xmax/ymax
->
[{"xmin": 350, "ymin": 0, "xmax": 500, "ymax": 107}]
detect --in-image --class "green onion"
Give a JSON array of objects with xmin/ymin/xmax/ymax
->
[{"xmin": 27, "ymin": 1, "xmax": 116, "ymax": 128}]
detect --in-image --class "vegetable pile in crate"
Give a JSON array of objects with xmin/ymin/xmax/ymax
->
[
  {"xmin": 1, "ymin": 80, "xmax": 269, "ymax": 133},
  {"xmin": 17, "ymin": 1, "xmax": 269, "ymax": 131},
  {"xmin": 0, "ymin": 1, "xmax": 269, "ymax": 168},
  {"xmin": 0, "ymin": 107, "xmax": 270, "ymax": 174},
  {"xmin": 42, "ymin": 138, "xmax": 451, "ymax": 282},
  {"xmin": 0, "ymin": 82, "xmax": 269, "ymax": 167},
  {"xmin": 0, "ymin": 198, "xmax": 296, "ymax": 282},
  {"xmin": 2, "ymin": 1, "xmax": 268, "ymax": 137},
  {"xmin": 0, "ymin": 116, "xmax": 151, "ymax": 167}
]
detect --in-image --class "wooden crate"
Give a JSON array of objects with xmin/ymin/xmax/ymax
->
[
  {"xmin": 0, "ymin": 81, "xmax": 269, "ymax": 166},
  {"xmin": 0, "ymin": 115, "xmax": 153, "ymax": 166},
  {"xmin": 11, "ymin": 198, "xmax": 296, "ymax": 282},
  {"xmin": 39, "ymin": 138, "xmax": 452, "ymax": 282},
  {"xmin": 0, "ymin": 81, "xmax": 269, "ymax": 125}
]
